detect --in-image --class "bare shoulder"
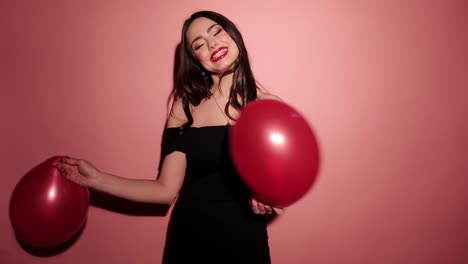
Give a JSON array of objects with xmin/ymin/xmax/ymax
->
[
  {"xmin": 257, "ymin": 90, "xmax": 283, "ymax": 102},
  {"xmin": 166, "ymin": 97, "xmax": 188, "ymax": 128}
]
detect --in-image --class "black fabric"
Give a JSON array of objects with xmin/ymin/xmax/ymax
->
[
  {"xmin": 158, "ymin": 127, "xmax": 186, "ymax": 171},
  {"xmin": 161, "ymin": 125, "xmax": 270, "ymax": 264}
]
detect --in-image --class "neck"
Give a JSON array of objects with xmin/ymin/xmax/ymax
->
[{"xmin": 211, "ymin": 72, "xmax": 234, "ymax": 98}]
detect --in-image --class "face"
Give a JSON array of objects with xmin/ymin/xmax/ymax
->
[{"xmin": 186, "ymin": 17, "xmax": 240, "ymax": 74}]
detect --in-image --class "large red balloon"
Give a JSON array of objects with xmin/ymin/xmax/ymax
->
[
  {"xmin": 230, "ymin": 100, "xmax": 320, "ymax": 208},
  {"xmin": 10, "ymin": 156, "xmax": 89, "ymax": 247}
]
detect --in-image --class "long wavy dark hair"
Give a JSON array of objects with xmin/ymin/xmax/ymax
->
[{"xmin": 173, "ymin": 11, "xmax": 259, "ymax": 128}]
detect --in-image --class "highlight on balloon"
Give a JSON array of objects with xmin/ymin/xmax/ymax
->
[
  {"xmin": 9, "ymin": 156, "xmax": 90, "ymax": 248},
  {"xmin": 229, "ymin": 99, "xmax": 321, "ymax": 208}
]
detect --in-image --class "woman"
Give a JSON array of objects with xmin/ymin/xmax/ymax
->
[{"xmin": 55, "ymin": 11, "xmax": 283, "ymax": 263}]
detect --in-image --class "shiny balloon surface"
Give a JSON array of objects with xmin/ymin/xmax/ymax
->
[
  {"xmin": 230, "ymin": 100, "xmax": 320, "ymax": 207},
  {"xmin": 10, "ymin": 156, "xmax": 89, "ymax": 247}
]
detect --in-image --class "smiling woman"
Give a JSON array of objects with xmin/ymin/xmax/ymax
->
[
  {"xmin": 54, "ymin": 10, "xmax": 281, "ymax": 263},
  {"xmin": 187, "ymin": 17, "xmax": 240, "ymax": 74}
]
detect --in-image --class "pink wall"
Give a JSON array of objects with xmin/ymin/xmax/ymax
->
[{"xmin": 1, "ymin": 1, "xmax": 467, "ymax": 263}]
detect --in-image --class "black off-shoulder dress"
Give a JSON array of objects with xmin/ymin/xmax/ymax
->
[{"xmin": 161, "ymin": 125, "xmax": 270, "ymax": 264}]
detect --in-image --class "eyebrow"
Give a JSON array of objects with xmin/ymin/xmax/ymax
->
[{"xmin": 190, "ymin": 23, "xmax": 219, "ymax": 47}]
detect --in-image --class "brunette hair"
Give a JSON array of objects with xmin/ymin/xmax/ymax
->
[{"xmin": 173, "ymin": 11, "xmax": 259, "ymax": 128}]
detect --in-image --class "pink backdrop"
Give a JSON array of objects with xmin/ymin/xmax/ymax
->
[{"xmin": 1, "ymin": 1, "xmax": 467, "ymax": 263}]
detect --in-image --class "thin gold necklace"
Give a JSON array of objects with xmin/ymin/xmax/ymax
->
[{"xmin": 212, "ymin": 94, "xmax": 231, "ymax": 125}]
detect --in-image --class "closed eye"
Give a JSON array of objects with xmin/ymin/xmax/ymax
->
[
  {"xmin": 213, "ymin": 28, "xmax": 222, "ymax": 36},
  {"xmin": 194, "ymin": 43, "xmax": 204, "ymax": 50}
]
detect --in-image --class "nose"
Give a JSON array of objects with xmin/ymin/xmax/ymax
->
[{"xmin": 208, "ymin": 38, "xmax": 218, "ymax": 50}]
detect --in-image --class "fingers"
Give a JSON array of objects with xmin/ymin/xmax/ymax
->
[
  {"xmin": 61, "ymin": 156, "xmax": 79, "ymax": 165},
  {"xmin": 52, "ymin": 156, "xmax": 77, "ymax": 168},
  {"xmin": 264, "ymin": 204, "xmax": 273, "ymax": 214},
  {"xmin": 52, "ymin": 156, "xmax": 78, "ymax": 177},
  {"xmin": 250, "ymin": 197, "xmax": 260, "ymax": 214},
  {"xmin": 272, "ymin": 207, "xmax": 284, "ymax": 215},
  {"xmin": 53, "ymin": 159, "xmax": 88, "ymax": 187},
  {"xmin": 257, "ymin": 201, "xmax": 266, "ymax": 214},
  {"xmin": 53, "ymin": 162, "xmax": 72, "ymax": 177},
  {"xmin": 250, "ymin": 197, "xmax": 276, "ymax": 215}
]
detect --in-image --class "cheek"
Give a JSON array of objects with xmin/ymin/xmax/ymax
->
[
  {"xmin": 194, "ymin": 53, "xmax": 202, "ymax": 61},
  {"xmin": 223, "ymin": 36, "xmax": 234, "ymax": 45},
  {"xmin": 223, "ymin": 36, "xmax": 239, "ymax": 54},
  {"xmin": 194, "ymin": 52, "xmax": 207, "ymax": 63},
  {"xmin": 230, "ymin": 45, "xmax": 240, "ymax": 59},
  {"xmin": 194, "ymin": 52, "xmax": 213, "ymax": 69}
]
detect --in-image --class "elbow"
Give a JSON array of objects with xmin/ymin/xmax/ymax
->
[
  {"xmin": 159, "ymin": 192, "xmax": 178, "ymax": 205},
  {"xmin": 154, "ymin": 179, "xmax": 181, "ymax": 205},
  {"xmin": 161, "ymin": 197, "xmax": 176, "ymax": 206}
]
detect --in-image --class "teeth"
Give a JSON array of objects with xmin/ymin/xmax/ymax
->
[{"xmin": 212, "ymin": 49, "xmax": 227, "ymax": 60}]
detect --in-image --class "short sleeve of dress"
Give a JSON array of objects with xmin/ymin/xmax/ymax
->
[{"xmin": 158, "ymin": 128, "xmax": 187, "ymax": 171}]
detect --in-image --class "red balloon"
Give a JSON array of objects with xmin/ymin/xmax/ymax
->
[
  {"xmin": 10, "ymin": 156, "xmax": 89, "ymax": 247},
  {"xmin": 230, "ymin": 100, "xmax": 320, "ymax": 208}
]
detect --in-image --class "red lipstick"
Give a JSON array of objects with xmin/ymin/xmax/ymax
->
[{"xmin": 210, "ymin": 47, "xmax": 228, "ymax": 62}]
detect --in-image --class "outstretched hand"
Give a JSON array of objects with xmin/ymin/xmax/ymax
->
[
  {"xmin": 53, "ymin": 157, "xmax": 100, "ymax": 188},
  {"xmin": 249, "ymin": 196, "xmax": 284, "ymax": 215}
]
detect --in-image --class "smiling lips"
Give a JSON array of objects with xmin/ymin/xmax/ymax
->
[{"xmin": 210, "ymin": 47, "xmax": 228, "ymax": 62}]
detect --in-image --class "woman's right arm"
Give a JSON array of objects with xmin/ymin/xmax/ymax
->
[
  {"xmin": 56, "ymin": 153, "xmax": 186, "ymax": 205},
  {"xmin": 55, "ymin": 99, "xmax": 188, "ymax": 205}
]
